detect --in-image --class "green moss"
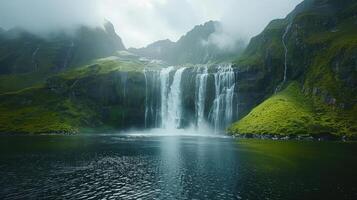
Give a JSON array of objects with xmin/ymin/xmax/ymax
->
[
  {"xmin": 234, "ymin": 19, "xmax": 286, "ymax": 70},
  {"xmin": 228, "ymin": 82, "xmax": 356, "ymax": 137},
  {"xmin": 0, "ymin": 87, "xmax": 98, "ymax": 134}
]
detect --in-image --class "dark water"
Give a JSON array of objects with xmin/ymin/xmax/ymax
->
[{"xmin": 0, "ymin": 133, "xmax": 357, "ymax": 200}]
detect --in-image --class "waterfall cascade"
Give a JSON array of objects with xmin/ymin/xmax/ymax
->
[
  {"xmin": 160, "ymin": 67, "xmax": 175, "ymax": 128},
  {"xmin": 143, "ymin": 64, "xmax": 238, "ymax": 132},
  {"xmin": 164, "ymin": 67, "xmax": 186, "ymax": 129},
  {"xmin": 195, "ymin": 66, "xmax": 209, "ymax": 130},
  {"xmin": 275, "ymin": 23, "xmax": 292, "ymax": 93},
  {"xmin": 209, "ymin": 65, "xmax": 236, "ymax": 133}
]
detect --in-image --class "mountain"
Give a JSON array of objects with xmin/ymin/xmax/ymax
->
[
  {"xmin": 129, "ymin": 39, "xmax": 175, "ymax": 62},
  {"xmin": 0, "ymin": 21, "xmax": 125, "ymax": 93},
  {"xmin": 130, "ymin": 21, "xmax": 245, "ymax": 65},
  {"xmin": 230, "ymin": 0, "xmax": 357, "ymax": 138}
]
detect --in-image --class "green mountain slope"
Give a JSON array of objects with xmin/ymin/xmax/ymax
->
[
  {"xmin": 0, "ymin": 56, "xmax": 151, "ymax": 134},
  {"xmin": 231, "ymin": 0, "xmax": 357, "ymax": 137},
  {"xmin": 0, "ymin": 21, "xmax": 125, "ymax": 93}
]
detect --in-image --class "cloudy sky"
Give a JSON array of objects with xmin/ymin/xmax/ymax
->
[{"xmin": 0, "ymin": 0, "xmax": 302, "ymax": 48}]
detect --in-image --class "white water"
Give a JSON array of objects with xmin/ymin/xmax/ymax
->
[
  {"xmin": 166, "ymin": 67, "xmax": 187, "ymax": 129},
  {"xmin": 142, "ymin": 64, "xmax": 237, "ymax": 133},
  {"xmin": 209, "ymin": 65, "xmax": 236, "ymax": 133},
  {"xmin": 160, "ymin": 67, "xmax": 175, "ymax": 128},
  {"xmin": 195, "ymin": 66, "xmax": 209, "ymax": 130},
  {"xmin": 275, "ymin": 23, "xmax": 292, "ymax": 93}
]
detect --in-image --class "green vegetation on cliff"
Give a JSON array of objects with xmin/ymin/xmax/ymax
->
[
  {"xmin": 228, "ymin": 82, "xmax": 356, "ymax": 138},
  {"xmin": 231, "ymin": 0, "xmax": 356, "ymax": 137},
  {"xmin": 0, "ymin": 86, "xmax": 98, "ymax": 134},
  {"xmin": 0, "ymin": 57, "xmax": 150, "ymax": 134}
]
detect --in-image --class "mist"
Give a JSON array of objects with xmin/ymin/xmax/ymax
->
[{"xmin": 0, "ymin": 0, "xmax": 302, "ymax": 48}]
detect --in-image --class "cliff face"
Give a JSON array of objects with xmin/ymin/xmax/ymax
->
[{"xmin": 230, "ymin": 0, "xmax": 357, "ymax": 137}]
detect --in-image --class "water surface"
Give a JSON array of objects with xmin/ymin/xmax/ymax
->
[{"xmin": 0, "ymin": 133, "xmax": 357, "ymax": 199}]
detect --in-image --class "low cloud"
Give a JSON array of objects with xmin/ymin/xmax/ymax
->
[
  {"xmin": 0, "ymin": 0, "xmax": 104, "ymax": 35},
  {"xmin": 0, "ymin": 0, "xmax": 302, "ymax": 48}
]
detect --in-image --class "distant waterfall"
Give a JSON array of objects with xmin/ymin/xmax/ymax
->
[
  {"xmin": 121, "ymin": 72, "xmax": 128, "ymax": 98},
  {"xmin": 63, "ymin": 41, "xmax": 74, "ymax": 69},
  {"xmin": 195, "ymin": 66, "xmax": 209, "ymax": 129},
  {"xmin": 209, "ymin": 65, "xmax": 236, "ymax": 133},
  {"xmin": 31, "ymin": 47, "xmax": 40, "ymax": 71},
  {"xmin": 275, "ymin": 23, "xmax": 292, "ymax": 93}
]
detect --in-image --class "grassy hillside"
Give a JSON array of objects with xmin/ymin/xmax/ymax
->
[
  {"xmin": 0, "ymin": 57, "xmax": 150, "ymax": 134},
  {"xmin": 228, "ymin": 82, "xmax": 356, "ymax": 138},
  {"xmin": 230, "ymin": 0, "xmax": 356, "ymax": 137},
  {"xmin": 0, "ymin": 86, "xmax": 98, "ymax": 134}
]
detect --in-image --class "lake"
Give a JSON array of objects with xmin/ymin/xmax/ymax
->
[{"xmin": 0, "ymin": 131, "xmax": 357, "ymax": 199}]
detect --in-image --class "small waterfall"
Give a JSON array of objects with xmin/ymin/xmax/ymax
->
[
  {"xmin": 275, "ymin": 23, "xmax": 292, "ymax": 93},
  {"xmin": 62, "ymin": 41, "xmax": 74, "ymax": 70},
  {"xmin": 166, "ymin": 67, "xmax": 187, "ymax": 129},
  {"xmin": 195, "ymin": 66, "xmax": 209, "ymax": 129},
  {"xmin": 160, "ymin": 67, "xmax": 175, "ymax": 128},
  {"xmin": 121, "ymin": 72, "xmax": 128, "ymax": 98},
  {"xmin": 209, "ymin": 65, "xmax": 236, "ymax": 133},
  {"xmin": 144, "ymin": 69, "xmax": 161, "ymax": 128},
  {"xmin": 31, "ymin": 47, "xmax": 40, "ymax": 71}
]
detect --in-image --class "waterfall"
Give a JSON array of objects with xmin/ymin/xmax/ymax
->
[
  {"xmin": 166, "ymin": 67, "xmax": 187, "ymax": 129},
  {"xmin": 275, "ymin": 23, "xmax": 292, "ymax": 93},
  {"xmin": 62, "ymin": 41, "xmax": 74, "ymax": 70},
  {"xmin": 121, "ymin": 72, "xmax": 128, "ymax": 98},
  {"xmin": 144, "ymin": 69, "xmax": 161, "ymax": 128},
  {"xmin": 160, "ymin": 67, "xmax": 175, "ymax": 128},
  {"xmin": 209, "ymin": 65, "xmax": 236, "ymax": 133},
  {"xmin": 142, "ymin": 64, "xmax": 237, "ymax": 133},
  {"xmin": 31, "ymin": 47, "xmax": 40, "ymax": 71},
  {"xmin": 195, "ymin": 66, "xmax": 209, "ymax": 129}
]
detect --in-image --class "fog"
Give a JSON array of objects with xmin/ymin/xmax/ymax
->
[{"xmin": 0, "ymin": 0, "xmax": 302, "ymax": 48}]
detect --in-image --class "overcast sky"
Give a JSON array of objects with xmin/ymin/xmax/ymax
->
[{"xmin": 0, "ymin": 0, "xmax": 303, "ymax": 48}]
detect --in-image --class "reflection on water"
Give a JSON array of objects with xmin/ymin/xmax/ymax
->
[{"xmin": 0, "ymin": 133, "xmax": 357, "ymax": 199}]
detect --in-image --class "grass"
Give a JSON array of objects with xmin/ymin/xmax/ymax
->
[
  {"xmin": 228, "ymin": 82, "xmax": 357, "ymax": 137},
  {"xmin": 0, "ymin": 86, "xmax": 98, "ymax": 134}
]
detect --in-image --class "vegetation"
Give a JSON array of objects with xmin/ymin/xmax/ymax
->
[
  {"xmin": 0, "ymin": 86, "xmax": 98, "ymax": 134},
  {"xmin": 230, "ymin": 0, "xmax": 356, "ymax": 138},
  {"xmin": 228, "ymin": 82, "xmax": 356, "ymax": 138}
]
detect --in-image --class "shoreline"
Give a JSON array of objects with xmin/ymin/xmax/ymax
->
[{"xmin": 231, "ymin": 133, "xmax": 357, "ymax": 141}]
